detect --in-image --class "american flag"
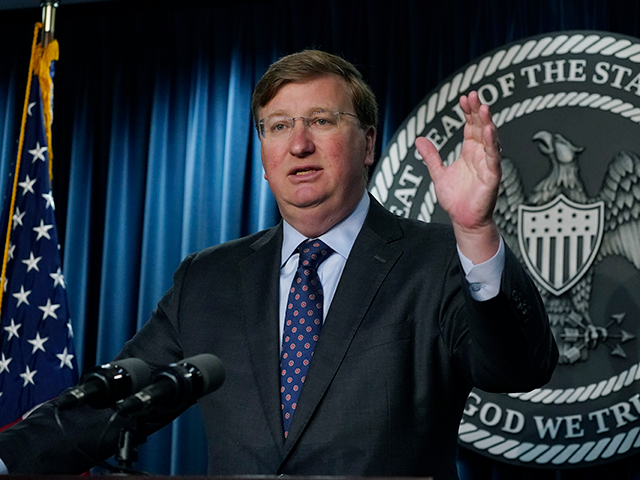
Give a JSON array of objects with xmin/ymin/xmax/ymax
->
[{"xmin": 0, "ymin": 35, "xmax": 78, "ymax": 429}]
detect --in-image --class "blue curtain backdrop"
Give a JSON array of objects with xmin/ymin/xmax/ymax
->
[{"xmin": 0, "ymin": 0, "xmax": 639, "ymax": 477}]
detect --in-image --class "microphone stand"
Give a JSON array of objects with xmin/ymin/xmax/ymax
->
[{"xmin": 114, "ymin": 415, "xmax": 147, "ymax": 474}]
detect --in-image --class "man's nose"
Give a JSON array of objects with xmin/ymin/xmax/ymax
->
[{"xmin": 288, "ymin": 120, "xmax": 315, "ymax": 157}]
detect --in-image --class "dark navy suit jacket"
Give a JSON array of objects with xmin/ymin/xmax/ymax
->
[{"xmin": 0, "ymin": 197, "xmax": 558, "ymax": 480}]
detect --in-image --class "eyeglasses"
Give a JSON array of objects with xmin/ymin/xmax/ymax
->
[{"xmin": 256, "ymin": 110, "xmax": 360, "ymax": 140}]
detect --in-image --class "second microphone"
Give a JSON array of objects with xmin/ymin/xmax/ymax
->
[{"xmin": 117, "ymin": 353, "xmax": 225, "ymax": 416}]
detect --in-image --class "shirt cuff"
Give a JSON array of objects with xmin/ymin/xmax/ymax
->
[
  {"xmin": 0, "ymin": 458, "xmax": 8, "ymax": 474},
  {"xmin": 457, "ymin": 236, "xmax": 505, "ymax": 301}
]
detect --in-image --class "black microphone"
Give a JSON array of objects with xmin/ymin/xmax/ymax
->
[
  {"xmin": 53, "ymin": 357, "xmax": 152, "ymax": 410},
  {"xmin": 116, "ymin": 353, "xmax": 225, "ymax": 416}
]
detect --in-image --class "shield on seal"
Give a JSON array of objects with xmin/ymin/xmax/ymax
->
[{"xmin": 517, "ymin": 194, "xmax": 604, "ymax": 296}]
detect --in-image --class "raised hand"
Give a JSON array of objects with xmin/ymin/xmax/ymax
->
[{"xmin": 415, "ymin": 91, "xmax": 502, "ymax": 263}]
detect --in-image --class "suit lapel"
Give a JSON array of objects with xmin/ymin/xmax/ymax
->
[
  {"xmin": 280, "ymin": 198, "xmax": 405, "ymax": 459},
  {"xmin": 238, "ymin": 224, "xmax": 286, "ymax": 454}
]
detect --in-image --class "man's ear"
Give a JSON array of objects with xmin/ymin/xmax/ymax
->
[{"xmin": 364, "ymin": 126, "xmax": 376, "ymax": 167}]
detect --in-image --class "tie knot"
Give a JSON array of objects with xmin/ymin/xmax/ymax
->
[{"xmin": 298, "ymin": 239, "xmax": 333, "ymax": 270}]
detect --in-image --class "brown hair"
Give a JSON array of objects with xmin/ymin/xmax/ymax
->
[{"xmin": 251, "ymin": 50, "xmax": 378, "ymax": 131}]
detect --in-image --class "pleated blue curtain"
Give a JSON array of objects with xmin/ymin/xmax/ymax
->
[
  {"xmin": 1, "ymin": 0, "xmax": 640, "ymax": 477},
  {"xmin": 50, "ymin": 10, "xmax": 279, "ymax": 472}
]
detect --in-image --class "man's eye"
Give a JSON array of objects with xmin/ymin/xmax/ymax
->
[
  {"xmin": 271, "ymin": 122, "xmax": 289, "ymax": 132},
  {"xmin": 310, "ymin": 116, "xmax": 335, "ymax": 127}
]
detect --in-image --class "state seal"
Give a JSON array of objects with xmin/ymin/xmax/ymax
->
[{"xmin": 370, "ymin": 31, "xmax": 640, "ymax": 468}]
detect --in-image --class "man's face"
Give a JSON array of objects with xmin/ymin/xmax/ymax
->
[{"xmin": 259, "ymin": 75, "xmax": 376, "ymax": 235}]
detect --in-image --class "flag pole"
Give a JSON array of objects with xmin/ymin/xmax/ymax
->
[
  {"xmin": 41, "ymin": 1, "xmax": 59, "ymax": 47},
  {"xmin": 0, "ymin": 24, "xmax": 42, "ymax": 315},
  {"xmin": 0, "ymin": 0, "xmax": 60, "ymax": 313},
  {"xmin": 0, "ymin": 4, "xmax": 78, "ymax": 425}
]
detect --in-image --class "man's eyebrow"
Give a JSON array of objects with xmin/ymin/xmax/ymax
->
[{"xmin": 262, "ymin": 107, "xmax": 336, "ymax": 118}]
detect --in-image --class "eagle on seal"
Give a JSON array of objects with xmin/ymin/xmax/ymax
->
[{"xmin": 494, "ymin": 130, "xmax": 640, "ymax": 364}]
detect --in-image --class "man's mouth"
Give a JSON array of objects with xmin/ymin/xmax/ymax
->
[{"xmin": 295, "ymin": 169, "xmax": 317, "ymax": 175}]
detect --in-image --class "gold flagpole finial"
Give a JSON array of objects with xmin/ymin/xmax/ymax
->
[{"xmin": 41, "ymin": 1, "xmax": 59, "ymax": 47}]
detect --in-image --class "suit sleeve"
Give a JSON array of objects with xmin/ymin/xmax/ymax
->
[
  {"xmin": 447, "ymin": 243, "xmax": 558, "ymax": 393},
  {"xmin": 0, "ymin": 253, "xmax": 197, "ymax": 474}
]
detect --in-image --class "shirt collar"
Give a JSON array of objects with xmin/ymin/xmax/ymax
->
[{"xmin": 281, "ymin": 192, "xmax": 370, "ymax": 267}]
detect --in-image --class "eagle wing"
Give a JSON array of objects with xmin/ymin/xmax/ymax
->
[{"xmin": 597, "ymin": 150, "xmax": 640, "ymax": 269}]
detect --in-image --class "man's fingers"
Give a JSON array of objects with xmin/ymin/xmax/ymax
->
[
  {"xmin": 483, "ymin": 124, "xmax": 503, "ymax": 175},
  {"xmin": 463, "ymin": 91, "xmax": 481, "ymax": 113},
  {"xmin": 479, "ymin": 102, "xmax": 493, "ymax": 121},
  {"xmin": 415, "ymin": 137, "xmax": 444, "ymax": 178},
  {"xmin": 465, "ymin": 94, "xmax": 500, "ymax": 157}
]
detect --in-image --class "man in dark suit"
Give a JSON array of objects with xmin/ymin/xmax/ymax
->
[{"xmin": 0, "ymin": 50, "xmax": 557, "ymax": 479}]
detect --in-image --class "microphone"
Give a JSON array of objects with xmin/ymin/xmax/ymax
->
[
  {"xmin": 116, "ymin": 353, "xmax": 225, "ymax": 416},
  {"xmin": 53, "ymin": 357, "xmax": 152, "ymax": 410}
]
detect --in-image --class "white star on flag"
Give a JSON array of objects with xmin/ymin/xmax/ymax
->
[
  {"xmin": 12, "ymin": 285, "xmax": 31, "ymax": 307},
  {"xmin": 8, "ymin": 244, "xmax": 15, "ymax": 260},
  {"xmin": 27, "ymin": 101, "xmax": 36, "ymax": 116},
  {"xmin": 0, "ymin": 353, "xmax": 11, "ymax": 374},
  {"xmin": 12, "ymin": 207, "xmax": 26, "ymax": 229},
  {"xmin": 18, "ymin": 175, "xmax": 37, "ymax": 195},
  {"xmin": 28, "ymin": 142, "xmax": 47, "ymax": 163},
  {"xmin": 19, "ymin": 366, "xmax": 37, "ymax": 387},
  {"xmin": 4, "ymin": 319, "xmax": 22, "ymax": 341},
  {"xmin": 50, "ymin": 268, "xmax": 66, "ymax": 288},
  {"xmin": 42, "ymin": 191, "xmax": 55, "ymax": 210},
  {"xmin": 38, "ymin": 298, "xmax": 60, "ymax": 320},
  {"xmin": 33, "ymin": 219, "xmax": 54, "ymax": 241},
  {"xmin": 22, "ymin": 252, "xmax": 42, "ymax": 272},
  {"xmin": 27, "ymin": 332, "xmax": 49, "ymax": 354},
  {"xmin": 56, "ymin": 347, "xmax": 74, "ymax": 369}
]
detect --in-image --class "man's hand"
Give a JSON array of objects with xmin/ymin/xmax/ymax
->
[{"xmin": 415, "ymin": 91, "xmax": 501, "ymax": 264}]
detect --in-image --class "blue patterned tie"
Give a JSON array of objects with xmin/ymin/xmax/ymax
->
[{"xmin": 280, "ymin": 239, "xmax": 333, "ymax": 438}]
